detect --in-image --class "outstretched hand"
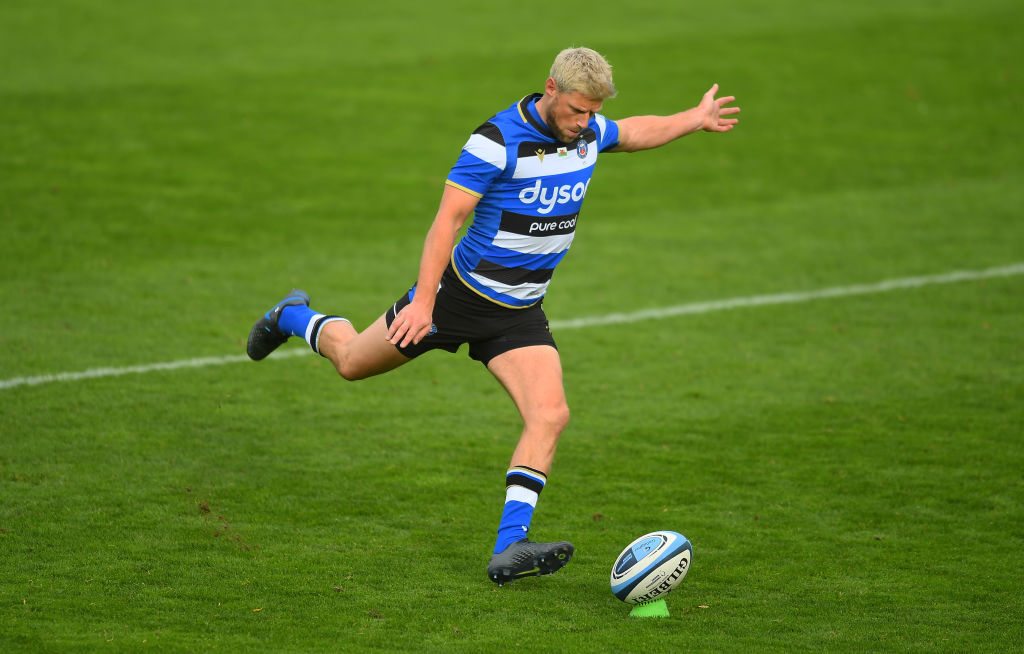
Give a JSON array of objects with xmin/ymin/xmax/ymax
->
[{"xmin": 699, "ymin": 84, "xmax": 740, "ymax": 132}]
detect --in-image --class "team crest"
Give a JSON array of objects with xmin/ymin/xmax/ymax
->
[{"xmin": 576, "ymin": 139, "xmax": 588, "ymax": 159}]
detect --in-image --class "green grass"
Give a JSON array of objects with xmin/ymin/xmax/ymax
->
[{"xmin": 2, "ymin": 0, "xmax": 1023, "ymax": 651}]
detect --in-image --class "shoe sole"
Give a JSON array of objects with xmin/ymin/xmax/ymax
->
[{"xmin": 246, "ymin": 319, "xmax": 286, "ymax": 361}]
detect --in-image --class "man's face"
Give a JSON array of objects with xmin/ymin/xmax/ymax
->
[{"xmin": 542, "ymin": 85, "xmax": 603, "ymax": 144}]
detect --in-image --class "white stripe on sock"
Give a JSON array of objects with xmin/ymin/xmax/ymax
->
[
  {"xmin": 505, "ymin": 486, "xmax": 539, "ymax": 506},
  {"xmin": 303, "ymin": 314, "xmax": 327, "ymax": 345}
]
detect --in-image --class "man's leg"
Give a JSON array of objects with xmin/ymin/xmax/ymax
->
[
  {"xmin": 247, "ymin": 289, "xmax": 410, "ymax": 380},
  {"xmin": 487, "ymin": 345, "xmax": 570, "ymax": 474},
  {"xmin": 485, "ymin": 345, "xmax": 574, "ymax": 585}
]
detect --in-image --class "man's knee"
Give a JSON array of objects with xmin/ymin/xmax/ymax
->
[{"xmin": 537, "ymin": 401, "xmax": 570, "ymax": 435}]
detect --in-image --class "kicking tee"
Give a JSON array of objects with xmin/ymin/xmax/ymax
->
[{"xmin": 445, "ymin": 94, "xmax": 620, "ymax": 308}]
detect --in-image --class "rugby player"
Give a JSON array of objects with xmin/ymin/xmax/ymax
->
[{"xmin": 247, "ymin": 47, "xmax": 739, "ymax": 585}]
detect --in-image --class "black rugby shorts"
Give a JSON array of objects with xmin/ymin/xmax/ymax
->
[{"xmin": 384, "ymin": 264, "xmax": 556, "ymax": 366}]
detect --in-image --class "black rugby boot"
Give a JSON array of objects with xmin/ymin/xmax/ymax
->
[{"xmin": 246, "ymin": 289, "xmax": 310, "ymax": 361}]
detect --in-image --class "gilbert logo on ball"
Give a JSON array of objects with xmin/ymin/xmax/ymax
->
[{"xmin": 610, "ymin": 531, "xmax": 692, "ymax": 605}]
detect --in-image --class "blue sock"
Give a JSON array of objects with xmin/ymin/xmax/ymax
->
[
  {"xmin": 278, "ymin": 304, "xmax": 317, "ymax": 338},
  {"xmin": 494, "ymin": 466, "xmax": 547, "ymax": 554},
  {"xmin": 280, "ymin": 305, "xmax": 350, "ymax": 355}
]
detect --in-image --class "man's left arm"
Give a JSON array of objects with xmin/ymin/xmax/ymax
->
[{"xmin": 611, "ymin": 84, "xmax": 739, "ymax": 153}]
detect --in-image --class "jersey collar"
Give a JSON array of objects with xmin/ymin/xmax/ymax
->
[{"xmin": 518, "ymin": 93, "xmax": 557, "ymax": 141}]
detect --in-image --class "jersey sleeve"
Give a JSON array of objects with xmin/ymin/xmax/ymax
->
[
  {"xmin": 593, "ymin": 113, "xmax": 620, "ymax": 152},
  {"xmin": 445, "ymin": 121, "xmax": 507, "ymax": 198}
]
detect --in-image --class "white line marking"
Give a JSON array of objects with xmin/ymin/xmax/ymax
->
[
  {"xmin": 2, "ymin": 263, "xmax": 1022, "ymax": 391},
  {"xmin": 0, "ymin": 350, "xmax": 308, "ymax": 391}
]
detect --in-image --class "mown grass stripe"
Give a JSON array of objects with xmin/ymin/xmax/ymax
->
[{"xmin": 2, "ymin": 262, "xmax": 1021, "ymax": 391}]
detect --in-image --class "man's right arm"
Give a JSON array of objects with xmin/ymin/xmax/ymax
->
[
  {"xmin": 611, "ymin": 84, "xmax": 739, "ymax": 153},
  {"xmin": 386, "ymin": 184, "xmax": 480, "ymax": 348}
]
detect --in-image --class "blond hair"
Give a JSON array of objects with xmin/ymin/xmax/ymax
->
[{"xmin": 549, "ymin": 47, "xmax": 617, "ymax": 100}]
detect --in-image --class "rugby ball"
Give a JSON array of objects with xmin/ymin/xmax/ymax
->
[{"xmin": 610, "ymin": 531, "xmax": 692, "ymax": 604}]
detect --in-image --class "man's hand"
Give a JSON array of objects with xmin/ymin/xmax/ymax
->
[
  {"xmin": 699, "ymin": 83, "xmax": 740, "ymax": 132},
  {"xmin": 387, "ymin": 298, "xmax": 435, "ymax": 348}
]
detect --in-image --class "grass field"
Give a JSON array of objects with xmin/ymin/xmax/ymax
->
[{"xmin": 2, "ymin": 0, "xmax": 1023, "ymax": 651}]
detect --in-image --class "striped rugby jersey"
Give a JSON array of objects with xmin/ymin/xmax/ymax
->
[{"xmin": 445, "ymin": 93, "xmax": 620, "ymax": 308}]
